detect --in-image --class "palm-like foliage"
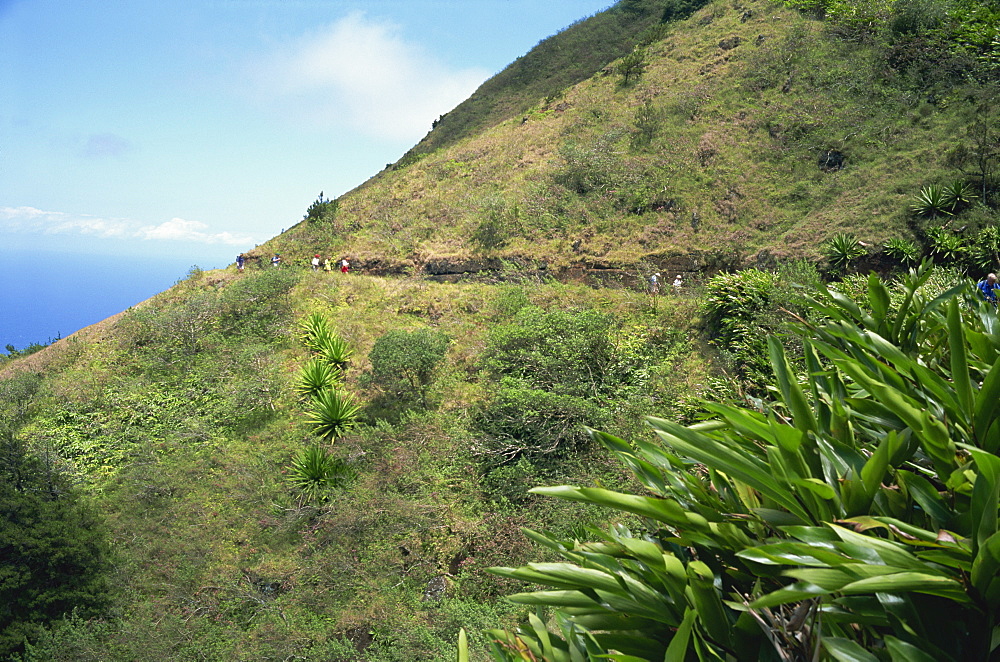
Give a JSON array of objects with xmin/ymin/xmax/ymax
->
[
  {"xmin": 823, "ymin": 232, "xmax": 866, "ymax": 272},
  {"xmin": 287, "ymin": 445, "xmax": 354, "ymax": 503},
  {"xmin": 306, "ymin": 388, "xmax": 360, "ymax": 441},
  {"xmin": 295, "ymin": 358, "xmax": 343, "ymax": 398},
  {"xmin": 299, "ymin": 311, "xmax": 354, "ymax": 368},
  {"xmin": 941, "ymin": 179, "xmax": 977, "ymax": 212},
  {"xmin": 912, "ymin": 184, "xmax": 952, "ymax": 217},
  {"xmin": 474, "ymin": 263, "xmax": 1000, "ymax": 661}
]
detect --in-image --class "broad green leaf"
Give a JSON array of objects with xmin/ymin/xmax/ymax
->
[
  {"xmin": 838, "ymin": 572, "xmax": 968, "ymax": 601},
  {"xmin": 949, "ymin": 298, "xmax": 975, "ymax": 417},
  {"xmin": 458, "ymin": 628, "xmax": 469, "ymax": 662},
  {"xmin": 769, "ymin": 337, "xmax": 818, "ymax": 434},
  {"xmin": 646, "ymin": 416, "xmax": 813, "ymax": 523},
  {"xmin": 884, "ymin": 636, "xmax": 939, "ymax": 662},
  {"xmin": 686, "ymin": 561, "xmax": 731, "ymax": 648},
  {"xmin": 970, "ymin": 449, "xmax": 1000, "ymax": 552},
  {"xmin": 664, "ymin": 607, "xmax": 697, "ymax": 662},
  {"xmin": 823, "ymin": 637, "xmax": 880, "ymax": 662}
]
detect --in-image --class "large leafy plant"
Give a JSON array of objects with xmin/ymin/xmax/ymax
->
[{"xmin": 469, "ymin": 264, "xmax": 1000, "ymax": 661}]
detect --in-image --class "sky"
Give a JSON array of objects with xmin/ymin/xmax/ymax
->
[{"xmin": 1, "ymin": 0, "xmax": 616, "ymax": 266}]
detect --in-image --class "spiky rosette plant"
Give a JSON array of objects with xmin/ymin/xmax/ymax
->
[
  {"xmin": 912, "ymin": 184, "xmax": 952, "ymax": 217},
  {"xmin": 314, "ymin": 332, "xmax": 353, "ymax": 369},
  {"xmin": 295, "ymin": 358, "xmax": 343, "ymax": 399},
  {"xmin": 287, "ymin": 445, "xmax": 354, "ymax": 503},
  {"xmin": 306, "ymin": 388, "xmax": 360, "ymax": 441},
  {"xmin": 298, "ymin": 311, "xmax": 332, "ymax": 350},
  {"xmin": 823, "ymin": 232, "xmax": 866, "ymax": 272}
]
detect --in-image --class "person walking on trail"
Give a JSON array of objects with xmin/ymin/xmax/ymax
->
[
  {"xmin": 341, "ymin": 258, "xmax": 350, "ymax": 274},
  {"xmin": 323, "ymin": 257, "xmax": 332, "ymax": 273},
  {"xmin": 271, "ymin": 254, "xmax": 281, "ymax": 267},
  {"xmin": 978, "ymin": 273, "xmax": 1000, "ymax": 304},
  {"xmin": 672, "ymin": 274, "xmax": 683, "ymax": 294},
  {"xmin": 236, "ymin": 254, "xmax": 245, "ymax": 271},
  {"xmin": 311, "ymin": 254, "xmax": 321, "ymax": 271},
  {"xmin": 649, "ymin": 272, "xmax": 660, "ymax": 295}
]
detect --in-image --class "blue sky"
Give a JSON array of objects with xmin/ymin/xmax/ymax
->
[{"xmin": 2, "ymin": 0, "xmax": 614, "ymax": 266}]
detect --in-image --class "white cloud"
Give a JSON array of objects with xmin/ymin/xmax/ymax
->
[
  {"xmin": 254, "ymin": 12, "xmax": 490, "ymax": 142},
  {"xmin": 0, "ymin": 206, "xmax": 255, "ymax": 246}
]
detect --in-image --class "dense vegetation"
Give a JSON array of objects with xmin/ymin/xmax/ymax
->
[{"xmin": 3, "ymin": 0, "xmax": 1000, "ymax": 659}]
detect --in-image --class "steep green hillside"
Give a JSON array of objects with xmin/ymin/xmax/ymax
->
[
  {"xmin": 264, "ymin": 0, "xmax": 997, "ymax": 276},
  {"xmin": 2, "ymin": 0, "xmax": 999, "ymax": 659}
]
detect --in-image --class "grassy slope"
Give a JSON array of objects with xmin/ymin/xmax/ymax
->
[
  {"xmin": 260, "ymin": 0, "xmax": 975, "ymax": 273},
  {"xmin": 5, "ymin": 265, "xmax": 709, "ymax": 660}
]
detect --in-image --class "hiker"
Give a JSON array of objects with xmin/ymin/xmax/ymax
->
[
  {"xmin": 236, "ymin": 254, "xmax": 245, "ymax": 271},
  {"xmin": 323, "ymin": 257, "xmax": 332, "ymax": 273},
  {"xmin": 978, "ymin": 273, "xmax": 999, "ymax": 304},
  {"xmin": 672, "ymin": 274, "xmax": 683, "ymax": 294},
  {"xmin": 271, "ymin": 254, "xmax": 281, "ymax": 267},
  {"xmin": 341, "ymin": 258, "xmax": 350, "ymax": 274},
  {"xmin": 311, "ymin": 254, "xmax": 321, "ymax": 271},
  {"xmin": 649, "ymin": 272, "xmax": 660, "ymax": 295}
]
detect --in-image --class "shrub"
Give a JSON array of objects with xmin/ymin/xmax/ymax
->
[
  {"xmin": 913, "ymin": 184, "xmax": 954, "ymax": 217},
  {"xmin": 471, "ymin": 196, "xmax": 520, "ymax": 252},
  {"xmin": 927, "ymin": 225, "xmax": 968, "ymax": 265},
  {"xmin": 483, "ymin": 306, "xmax": 618, "ymax": 398},
  {"xmin": 617, "ymin": 47, "xmax": 647, "ymax": 85},
  {"xmin": 303, "ymin": 195, "xmax": 338, "ymax": 224},
  {"xmin": 474, "ymin": 387, "xmax": 607, "ymax": 469},
  {"xmin": 300, "ymin": 313, "xmax": 354, "ymax": 368},
  {"xmin": 701, "ymin": 269, "xmax": 780, "ymax": 384},
  {"xmin": 1, "ymin": 381, "xmax": 111, "ymax": 657},
  {"xmin": 368, "ymin": 328, "xmax": 450, "ymax": 408}
]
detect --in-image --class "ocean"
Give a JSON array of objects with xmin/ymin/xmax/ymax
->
[{"xmin": 1, "ymin": 248, "xmax": 228, "ymax": 351}]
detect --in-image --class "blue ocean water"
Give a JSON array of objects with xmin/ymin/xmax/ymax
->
[{"xmin": 1, "ymin": 248, "xmax": 227, "ymax": 351}]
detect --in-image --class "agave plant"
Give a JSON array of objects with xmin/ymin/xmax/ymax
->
[
  {"xmin": 298, "ymin": 311, "xmax": 332, "ymax": 349},
  {"xmin": 823, "ymin": 232, "xmax": 866, "ymax": 272},
  {"xmin": 287, "ymin": 445, "xmax": 354, "ymax": 503},
  {"xmin": 941, "ymin": 179, "xmax": 976, "ymax": 212},
  {"xmin": 912, "ymin": 184, "xmax": 952, "ymax": 217},
  {"xmin": 314, "ymin": 331, "xmax": 354, "ymax": 368},
  {"xmin": 474, "ymin": 264, "xmax": 1000, "ymax": 661},
  {"xmin": 295, "ymin": 357, "xmax": 343, "ymax": 398},
  {"xmin": 883, "ymin": 236, "xmax": 920, "ymax": 265},
  {"xmin": 306, "ymin": 388, "xmax": 360, "ymax": 441}
]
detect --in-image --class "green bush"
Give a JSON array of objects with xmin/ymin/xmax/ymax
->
[
  {"xmin": 823, "ymin": 232, "xmax": 867, "ymax": 272},
  {"xmin": 1, "ymin": 375, "xmax": 112, "ymax": 657},
  {"xmin": 474, "ymin": 387, "xmax": 607, "ymax": 470},
  {"xmin": 303, "ymin": 195, "xmax": 338, "ymax": 224},
  {"xmin": 368, "ymin": 328, "xmax": 450, "ymax": 409},
  {"xmin": 701, "ymin": 269, "xmax": 780, "ymax": 385},
  {"xmin": 484, "ymin": 306, "xmax": 618, "ymax": 398}
]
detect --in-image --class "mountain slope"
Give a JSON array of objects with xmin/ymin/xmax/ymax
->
[
  {"xmin": 260, "ymin": 0, "xmax": 996, "ymax": 276},
  {"xmin": 3, "ymin": 0, "xmax": 999, "ymax": 659}
]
